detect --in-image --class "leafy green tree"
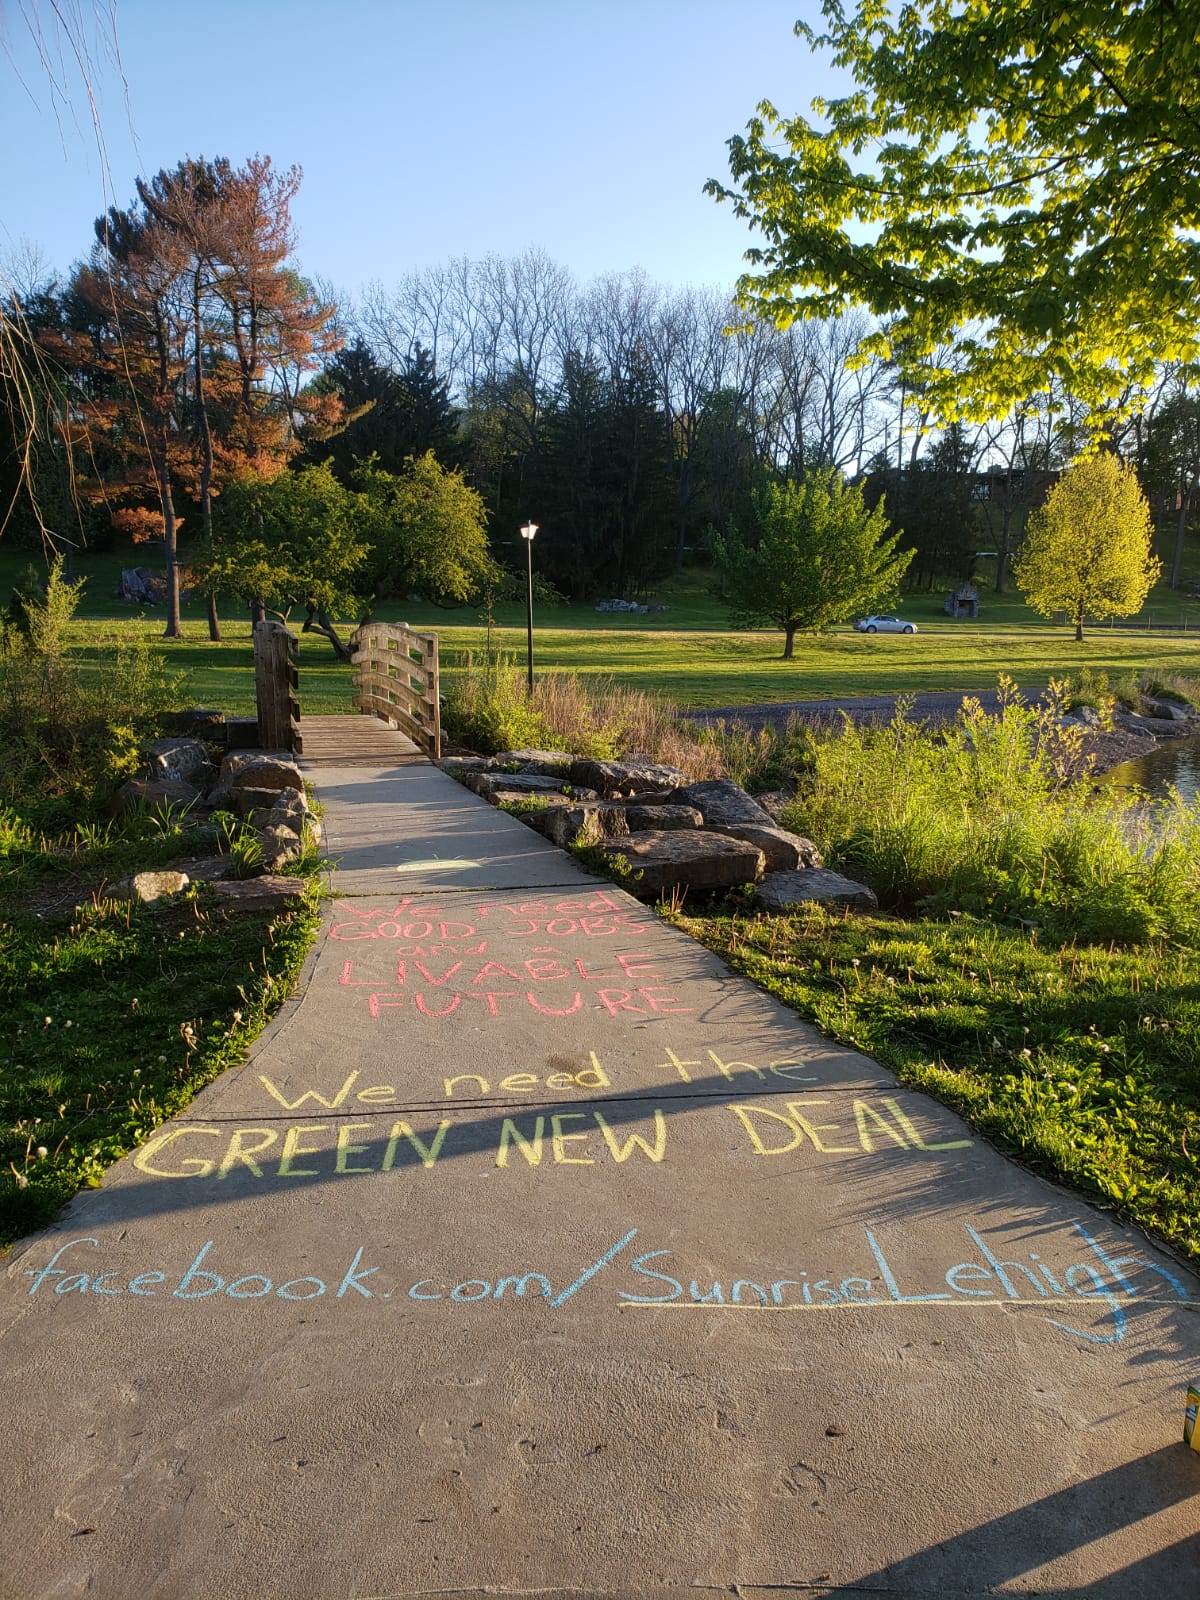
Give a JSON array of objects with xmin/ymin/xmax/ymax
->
[
  {"xmin": 205, "ymin": 462, "xmax": 368, "ymax": 658},
  {"xmin": 713, "ymin": 470, "xmax": 912, "ymax": 658},
  {"xmin": 356, "ymin": 452, "xmax": 497, "ymax": 605},
  {"xmin": 1014, "ymin": 454, "xmax": 1160, "ymax": 641},
  {"xmin": 709, "ymin": 2, "xmax": 1200, "ymax": 429}
]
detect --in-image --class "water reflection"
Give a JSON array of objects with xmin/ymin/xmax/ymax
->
[{"xmin": 1103, "ymin": 735, "xmax": 1200, "ymax": 804}]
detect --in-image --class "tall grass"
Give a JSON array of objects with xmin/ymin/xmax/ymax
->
[
  {"xmin": 443, "ymin": 655, "xmax": 729, "ymax": 776},
  {"xmin": 781, "ymin": 678, "xmax": 1200, "ymax": 942}
]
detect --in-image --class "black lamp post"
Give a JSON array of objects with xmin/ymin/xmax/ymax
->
[{"xmin": 520, "ymin": 521, "xmax": 538, "ymax": 693}]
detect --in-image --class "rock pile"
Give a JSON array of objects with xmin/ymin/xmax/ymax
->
[
  {"xmin": 439, "ymin": 750, "xmax": 876, "ymax": 911},
  {"xmin": 111, "ymin": 737, "xmax": 318, "ymax": 905}
]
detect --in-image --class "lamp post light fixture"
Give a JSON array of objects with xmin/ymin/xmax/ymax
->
[{"xmin": 520, "ymin": 521, "xmax": 539, "ymax": 693}]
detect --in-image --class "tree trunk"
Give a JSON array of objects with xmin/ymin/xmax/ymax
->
[
  {"xmin": 157, "ymin": 455, "xmax": 182, "ymax": 638},
  {"xmin": 1074, "ymin": 608, "xmax": 1084, "ymax": 643},
  {"xmin": 782, "ymin": 624, "xmax": 796, "ymax": 660},
  {"xmin": 995, "ymin": 503, "xmax": 1013, "ymax": 594},
  {"xmin": 193, "ymin": 268, "xmax": 221, "ymax": 642},
  {"xmin": 251, "ymin": 598, "xmax": 266, "ymax": 625},
  {"xmin": 1170, "ymin": 479, "xmax": 1191, "ymax": 589},
  {"xmin": 303, "ymin": 604, "xmax": 353, "ymax": 662}
]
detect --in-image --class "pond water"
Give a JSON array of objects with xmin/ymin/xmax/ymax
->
[{"xmin": 1102, "ymin": 734, "xmax": 1200, "ymax": 804}]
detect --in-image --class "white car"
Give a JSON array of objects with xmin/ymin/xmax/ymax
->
[{"xmin": 855, "ymin": 614, "xmax": 917, "ymax": 634}]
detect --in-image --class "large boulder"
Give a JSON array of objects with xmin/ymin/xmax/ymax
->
[
  {"xmin": 1143, "ymin": 698, "xmax": 1192, "ymax": 724},
  {"xmin": 678, "ymin": 778, "xmax": 774, "ymax": 829},
  {"xmin": 718, "ymin": 822, "xmax": 822, "ymax": 872},
  {"xmin": 146, "ymin": 737, "xmax": 215, "ymax": 790},
  {"xmin": 220, "ymin": 753, "xmax": 305, "ymax": 791},
  {"xmin": 467, "ymin": 771, "xmax": 597, "ymax": 802},
  {"xmin": 544, "ymin": 804, "xmax": 631, "ymax": 849},
  {"xmin": 624, "ymin": 804, "xmax": 703, "ymax": 832},
  {"xmin": 113, "ymin": 778, "xmax": 201, "ymax": 817},
  {"xmin": 436, "ymin": 755, "xmax": 496, "ymax": 775},
  {"xmin": 493, "ymin": 749, "xmax": 576, "ymax": 776},
  {"xmin": 569, "ymin": 758, "xmax": 691, "ymax": 797},
  {"xmin": 756, "ymin": 868, "xmax": 878, "ymax": 914},
  {"xmin": 599, "ymin": 830, "xmax": 765, "ymax": 898}
]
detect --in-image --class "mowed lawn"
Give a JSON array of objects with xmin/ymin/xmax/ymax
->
[
  {"xmin": 66, "ymin": 613, "xmax": 1200, "ymax": 716},
  {"xmin": 9, "ymin": 542, "xmax": 1200, "ymax": 713}
]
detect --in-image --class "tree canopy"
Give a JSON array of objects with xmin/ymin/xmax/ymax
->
[
  {"xmin": 713, "ymin": 470, "xmax": 912, "ymax": 657},
  {"xmin": 709, "ymin": 2, "xmax": 1200, "ymax": 430},
  {"xmin": 1013, "ymin": 453, "xmax": 1160, "ymax": 639}
]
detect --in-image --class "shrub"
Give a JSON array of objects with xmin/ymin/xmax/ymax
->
[
  {"xmin": 780, "ymin": 678, "xmax": 1200, "ymax": 943},
  {"xmin": 441, "ymin": 655, "xmax": 550, "ymax": 754},
  {"xmin": 0, "ymin": 561, "xmax": 183, "ymax": 825}
]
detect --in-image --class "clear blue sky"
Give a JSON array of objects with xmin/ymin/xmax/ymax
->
[{"xmin": 0, "ymin": 0, "xmax": 838, "ymax": 300}]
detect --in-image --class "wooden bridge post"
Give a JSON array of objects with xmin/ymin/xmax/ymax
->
[{"xmin": 254, "ymin": 620, "xmax": 302, "ymax": 754}]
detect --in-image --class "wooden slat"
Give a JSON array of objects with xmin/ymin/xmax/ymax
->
[{"xmin": 347, "ymin": 622, "xmax": 441, "ymax": 756}]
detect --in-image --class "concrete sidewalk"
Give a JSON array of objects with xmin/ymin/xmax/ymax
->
[{"xmin": 1, "ymin": 718, "xmax": 1198, "ymax": 1598}]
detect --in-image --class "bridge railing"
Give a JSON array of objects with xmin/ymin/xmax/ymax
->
[
  {"xmin": 253, "ymin": 620, "xmax": 302, "ymax": 753},
  {"xmin": 350, "ymin": 622, "xmax": 441, "ymax": 757}
]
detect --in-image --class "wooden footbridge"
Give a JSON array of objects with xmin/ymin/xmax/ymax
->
[{"xmin": 252, "ymin": 618, "xmax": 440, "ymax": 763}]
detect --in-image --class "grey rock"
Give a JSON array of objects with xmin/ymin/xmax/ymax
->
[
  {"xmin": 544, "ymin": 804, "xmax": 631, "ymax": 849},
  {"xmin": 1144, "ymin": 698, "xmax": 1192, "ymax": 723},
  {"xmin": 488, "ymin": 789, "xmax": 573, "ymax": 812},
  {"xmin": 233, "ymin": 786, "xmax": 287, "ymax": 820},
  {"xmin": 1113, "ymin": 712, "xmax": 1157, "ymax": 737},
  {"xmin": 624, "ymin": 804, "xmax": 703, "ymax": 832},
  {"xmin": 207, "ymin": 877, "xmax": 308, "ymax": 910},
  {"xmin": 220, "ymin": 753, "xmax": 304, "ymax": 791},
  {"xmin": 610, "ymin": 789, "xmax": 680, "ymax": 807},
  {"xmin": 678, "ymin": 778, "xmax": 774, "ymax": 829},
  {"xmin": 258, "ymin": 824, "xmax": 302, "ymax": 869},
  {"xmin": 113, "ymin": 778, "xmax": 201, "ymax": 817},
  {"xmin": 599, "ymin": 830, "xmax": 765, "ymax": 898},
  {"xmin": 494, "ymin": 749, "xmax": 576, "ymax": 775},
  {"xmin": 468, "ymin": 771, "xmax": 597, "ymax": 801},
  {"xmin": 174, "ymin": 856, "xmax": 235, "ymax": 883},
  {"xmin": 110, "ymin": 869, "xmax": 191, "ymax": 904},
  {"xmin": 756, "ymin": 868, "xmax": 878, "ymax": 913},
  {"xmin": 147, "ymin": 737, "xmax": 215, "ymax": 790},
  {"xmin": 265, "ymin": 785, "xmax": 309, "ymax": 817},
  {"xmin": 435, "ymin": 756, "xmax": 496, "ymax": 775},
  {"xmin": 204, "ymin": 782, "xmax": 235, "ymax": 814},
  {"xmin": 719, "ymin": 822, "xmax": 823, "ymax": 872},
  {"xmin": 570, "ymin": 758, "xmax": 690, "ymax": 797}
]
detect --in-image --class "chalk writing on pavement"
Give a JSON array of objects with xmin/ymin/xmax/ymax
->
[{"xmin": 19, "ymin": 1222, "xmax": 1196, "ymax": 1345}]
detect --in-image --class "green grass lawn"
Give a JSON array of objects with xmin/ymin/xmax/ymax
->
[
  {"xmin": 0, "ymin": 823, "xmax": 321, "ymax": 1246},
  {"xmin": 673, "ymin": 904, "xmax": 1200, "ymax": 1265},
  {"xmin": 9, "ymin": 540, "xmax": 1200, "ymax": 714}
]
